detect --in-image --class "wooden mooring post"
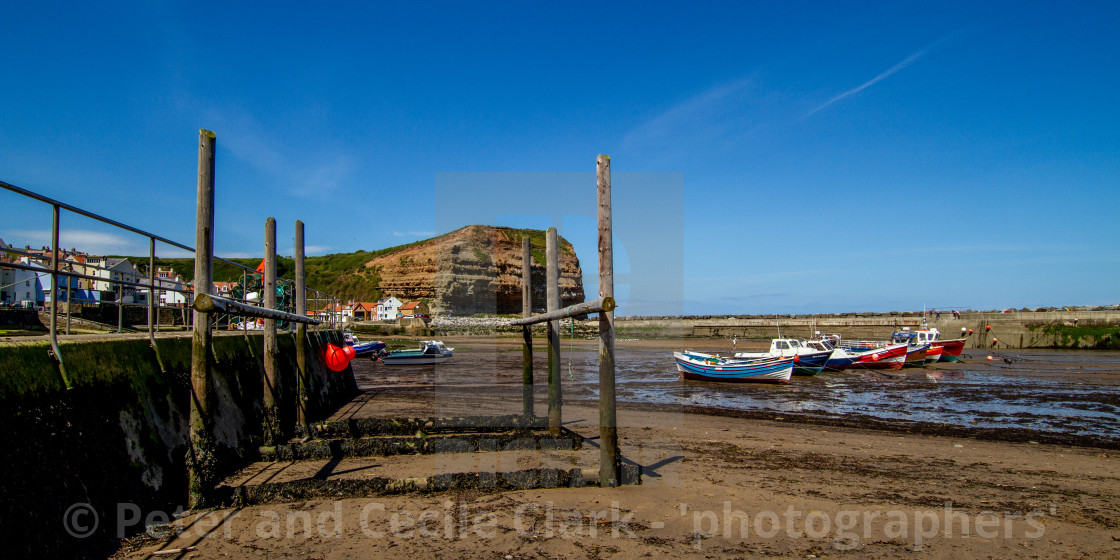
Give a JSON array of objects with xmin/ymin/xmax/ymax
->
[
  {"xmin": 295, "ymin": 220, "xmax": 311, "ymax": 435},
  {"xmin": 188, "ymin": 129, "xmax": 217, "ymax": 508},
  {"xmin": 546, "ymin": 228, "xmax": 562, "ymax": 435},
  {"xmin": 597, "ymin": 154, "xmax": 620, "ymax": 487},
  {"xmin": 521, "ymin": 236, "xmax": 534, "ymax": 418},
  {"xmin": 262, "ymin": 217, "xmax": 280, "ymax": 445},
  {"xmin": 508, "ymin": 154, "xmax": 622, "ymax": 487}
]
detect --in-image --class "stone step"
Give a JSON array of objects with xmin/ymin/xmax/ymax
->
[
  {"xmin": 218, "ymin": 467, "xmax": 590, "ymax": 506},
  {"xmin": 261, "ymin": 430, "xmax": 583, "ymax": 461},
  {"xmin": 294, "ymin": 414, "xmax": 549, "ymax": 438},
  {"xmin": 221, "ymin": 445, "xmax": 641, "ymax": 506}
]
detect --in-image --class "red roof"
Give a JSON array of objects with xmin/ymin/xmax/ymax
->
[{"xmin": 400, "ymin": 301, "xmax": 421, "ymax": 310}]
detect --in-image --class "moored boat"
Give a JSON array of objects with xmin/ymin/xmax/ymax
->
[
  {"xmin": 904, "ymin": 343, "xmax": 929, "ymax": 366},
  {"xmin": 381, "ymin": 340, "xmax": 454, "ymax": 365},
  {"xmin": 733, "ymin": 338, "xmax": 832, "ymax": 376},
  {"xmin": 808, "ymin": 335, "xmax": 862, "ymax": 371},
  {"xmin": 846, "ymin": 342, "xmax": 909, "ymax": 369},
  {"xmin": 344, "ymin": 331, "xmax": 387, "ymax": 358},
  {"xmin": 674, "ymin": 352, "xmax": 794, "ymax": 383},
  {"xmin": 924, "ymin": 344, "xmax": 943, "ymax": 363}
]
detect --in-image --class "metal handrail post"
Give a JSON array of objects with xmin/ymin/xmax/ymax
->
[{"xmin": 49, "ymin": 204, "xmax": 71, "ymax": 388}]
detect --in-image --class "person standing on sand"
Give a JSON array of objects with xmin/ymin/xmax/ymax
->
[{"xmin": 732, "ymin": 336, "xmax": 737, "ymax": 351}]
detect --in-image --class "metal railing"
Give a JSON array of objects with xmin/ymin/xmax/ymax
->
[{"xmin": 1, "ymin": 179, "xmax": 345, "ymax": 387}]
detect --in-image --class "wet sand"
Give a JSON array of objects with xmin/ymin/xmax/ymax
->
[{"xmin": 113, "ymin": 337, "xmax": 1120, "ymax": 559}]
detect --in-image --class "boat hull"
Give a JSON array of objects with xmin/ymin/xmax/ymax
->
[
  {"xmin": 823, "ymin": 354, "xmax": 860, "ymax": 371},
  {"xmin": 381, "ymin": 353, "xmax": 452, "ymax": 365},
  {"xmin": 792, "ymin": 349, "xmax": 831, "ymax": 375},
  {"xmin": 849, "ymin": 344, "xmax": 908, "ymax": 370},
  {"xmin": 733, "ymin": 349, "xmax": 831, "ymax": 375},
  {"xmin": 932, "ymin": 339, "xmax": 966, "ymax": 362},
  {"xmin": 904, "ymin": 344, "xmax": 930, "ymax": 367},
  {"xmin": 674, "ymin": 352, "xmax": 793, "ymax": 383},
  {"xmin": 924, "ymin": 345, "xmax": 943, "ymax": 364},
  {"xmin": 351, "ymin": 341, "xmax": 386, "ymax": 358}
]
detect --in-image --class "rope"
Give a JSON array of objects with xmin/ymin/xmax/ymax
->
[{"xmin": 568, "ymin": 319, "xmax": 575, "ymax": 380}]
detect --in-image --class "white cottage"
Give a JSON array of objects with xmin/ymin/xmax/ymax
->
[{"xmin": 375, "ymin": 296, "xmax": 403, "ymax": 321}]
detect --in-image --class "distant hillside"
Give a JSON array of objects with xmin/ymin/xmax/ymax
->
[{"xmin": 136, "ymin": 225, "xmax": 584, "ymax": 314}]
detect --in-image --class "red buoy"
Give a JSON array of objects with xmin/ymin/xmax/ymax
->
[
  {"xmin": 342, "ymin": 343, "xmax": 356, "ymax": 361},
  {"xmin": 985, "ymin": 325, "xmax": 991, "ymax": 332},
  {"xmin": 325, "ymin": 343, "xmax": 351, "ymax": 372}
]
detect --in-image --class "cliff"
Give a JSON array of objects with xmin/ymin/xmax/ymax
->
[{"xmin": 366, "ymin": 225, "xmax": 585, "ymax": 316}]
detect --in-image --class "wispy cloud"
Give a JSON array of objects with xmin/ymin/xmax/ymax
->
[
  {"xmin": 199, "ymin": 107, "xmax": 355, "ymax": 196},
  {"xmin": 281, "ymin": 245, "xmax": 331, "ymax": 256},
  {"xmin": 804, "ymin": 37, "xmax": 950, "ymax": 119},
  {"xmin": 392, "ymin": 231, "xmax": 436, "ymax": 238},
  {"xmin": 2, "ymin": 229, "xmax": 142, "ymax": 255},
  {"xmin": 620, "ymin": 78, "xmax": 758, "ymax": 152}
]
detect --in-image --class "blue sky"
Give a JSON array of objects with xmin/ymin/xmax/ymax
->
[{"xmin": 1, "ymin": 1, "xmax": 1117, "ymax": 315}]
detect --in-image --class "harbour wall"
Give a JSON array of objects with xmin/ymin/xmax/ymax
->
[
  {"xmin": 614, "ymin": 310, "xmax": 1120, "ymax": 350},
  {"xmin": 0, "ymin": 330, "xmax": 356, "ymax": 558}
]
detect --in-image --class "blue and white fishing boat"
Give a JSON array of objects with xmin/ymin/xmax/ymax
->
[
  {"xmin": 344, "ymin": 331, "xmax": 388, "ymax": 358},
  {"xmin": 352, "ymin": 340, "xmax": 387, "ymax": 358},
  {"xmin": 733, "ymin": 338, "xmax": 833, "ymax": 376},
  {"xmin": 807, "ymin": 335, "xmax": 862, "ymax": 371},
  {"xmin": 382, "ymin": 340, "xmax": 454, "ymax": 365},
  {"xmin": 674, "ymin": 351, "xmax": 794, "ymax": 383}
]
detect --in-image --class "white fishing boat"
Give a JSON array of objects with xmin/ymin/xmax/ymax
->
[{"xmin": 381, "ymin": 340, "xmax": 454, "ymax": 365}]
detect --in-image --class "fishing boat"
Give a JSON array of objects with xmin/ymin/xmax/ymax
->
[
  {"xmin": 807, "ymin": 335, "xmax": 862, "ymax": 371},
  {"xmin": 343, "ymin": 331, "xmax": 388, "ymax": 358},
  {"xmin": 911, "ymin": 327, "xmax": 966, "ymax": 362},
  {"xmin": 891, "ymin": 328, "xmax": 935, "ymax": 366},
  {"xmin": 924, "ymin": 344, "xmax": 944, "ymax": 363},
  {"xmin": 381, "ymin": 340, "xmax": 454, "ymax": 365},
  {"xmin": 674, "ymin": 351, "xmax": 794, "ymax": 383},
  {"xmin": 844, "ymin": 342, "xmax": 909, "ymax": 369},
  {"xmin": 732, "ymin": 338, "xmax": 832, "ymax": 376}
]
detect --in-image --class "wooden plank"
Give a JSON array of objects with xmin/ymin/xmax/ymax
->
[{"xmin": 508, "ymin": 297, "xmax": 615, "ymax": 326}]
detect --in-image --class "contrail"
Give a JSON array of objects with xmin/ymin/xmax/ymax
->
[{"xmin": 804, "ymin": 46, "xmax": 930, "ymax": 118}]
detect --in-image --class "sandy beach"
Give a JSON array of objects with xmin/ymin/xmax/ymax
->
[{"xmin": 112, "ymin": 338, "xmax": 1120, "ymax": 559}]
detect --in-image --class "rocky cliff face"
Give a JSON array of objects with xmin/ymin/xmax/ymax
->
[{"xmin": 366, "ymin": 226, "xmax": 585, "ymax": 316}]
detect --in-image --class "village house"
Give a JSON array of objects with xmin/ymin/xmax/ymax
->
[
  {"xmin": 399, "ymin": 300, "xmax": 429, "ymax": 318},
  {"xmin": 350, "ymin": 301, "xmax": 376, "ymax": 322},
  {"xmin": 153, "ymin": 268, "xmax": 190, "ymax": 306},
  {"xmin": 375, "ymin": 296, "xmax": 403, "ymax": 321},
  {"xmin": 3, "ymin": 257, "xmax": 45, "ymax": 307}
]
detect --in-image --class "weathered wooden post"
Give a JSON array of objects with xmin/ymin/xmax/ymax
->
[
  {"xmin": 262, "ymin": 217, "xmax": 280, "ymax": 445},
  {"xmin": 546, "ymin": 228, "xmax": 562, "ymax": 435},
  {"xmin": 522, "ymin": 236, "xmax": 534, "ymax": 417},
  {"xmin": 597, "ymin": 154, "xmax": 620, "ymax": 487},
  {"xmin": 188, "ymin": 129, "xmax": 217, "ymax": 508},
  {"xmin": 294, "ymin": 220, "xmax": 311, "ymax": 435}
]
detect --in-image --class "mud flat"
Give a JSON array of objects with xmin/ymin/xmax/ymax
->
[{"xmin": 114, "ymin": 338, "xmax": 1120, "ymax": 559}]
